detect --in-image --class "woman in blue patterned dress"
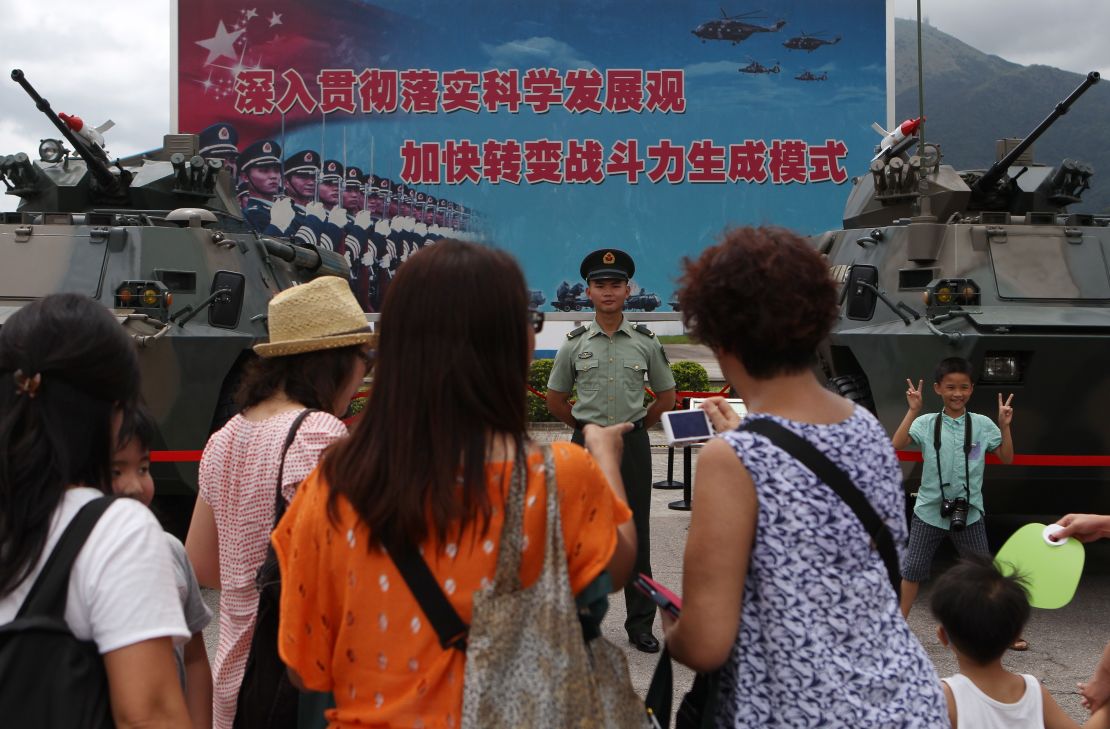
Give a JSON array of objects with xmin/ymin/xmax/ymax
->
[{"xmin": 661, "ymin": 227, "xmax": 948, "ymax": 728}]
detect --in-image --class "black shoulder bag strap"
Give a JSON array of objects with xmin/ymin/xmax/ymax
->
[
  {"xmin": 933, "ymin": 411, "xmax": 973, "ymax": 504},
  {"xmin": 741, "ymin": 418, "xmax": 901, "ymax": 599},
  {"xmin": 237, "ymin": 409, "xmax": 323, "ymax": 729},
  {"xmin": 17, "ymin": 496, "xmax": 117, "ymax": 619},
  {"xmin": 271, "ymin": 408, "xmax": 319, "ymax": 526},
  {"xmin": 381, "ymin": 445, "xmax": 532, "ymax": 653},
  {"xmin": 385, "ymin": 545, "xmax": 468, "ymax": 652},
  {"xmin": 648, "ymin": 420, "xmax": 905, "ymax": 729}
]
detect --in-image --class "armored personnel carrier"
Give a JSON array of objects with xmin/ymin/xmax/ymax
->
[
  {"xmin": 625, "ymin": 290, "xmax": 661, "ymax": 312},
  {"xmin": 0, "ymin": 70, "xmax": 350, "ymax": 534},
  {"xmin": 816, "ymin": 71, "xmax": 1110, "ymax": 515},
  {"xmin": 552, "ymin": 280, "xmax": 592, "ymax": 312}
]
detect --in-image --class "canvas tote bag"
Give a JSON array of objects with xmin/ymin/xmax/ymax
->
[{"xmin": 460, "ymin": 444, "xmax": 650, "ymax": 729}]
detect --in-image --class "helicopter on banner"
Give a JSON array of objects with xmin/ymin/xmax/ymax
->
[
  {"xmin": 783, "ymin": 32, "xmax": 841, "ymax": 52},
  {"xmin": 739, "ymin": 58, "xmax": 781, "ymax": 75},
  {"xmin": 692, "ymin": 9, "xmax": 786, "ymax": 45},
  {"xmin": 795, "ymin": 69, "xmax": 828, "ymax": 81}
]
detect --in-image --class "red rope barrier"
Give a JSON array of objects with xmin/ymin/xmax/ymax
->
[
  {"xmin": 150, "ymin": 450, "xmax": 203, "ymax": 463},
  {"xmin": 149, "ymin": 447, "xmax": 1110, "ymax": 467},
  {"xmin": 896, "ymin": 450, "xmax": 1110, "ymax": 467}
]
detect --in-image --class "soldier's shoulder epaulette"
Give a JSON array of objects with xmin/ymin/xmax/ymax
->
[
  {"xmin": 566, "ymin": 325, "xmax": 588, "ymax": 340},
  {"xmin": 632, "ymin": 323, "xmax": 655, "ymax": 338}
]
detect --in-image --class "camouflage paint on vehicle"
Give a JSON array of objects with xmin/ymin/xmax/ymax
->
[
  {"xmin": 814, "ymin": 72, "xmax": 1110, "ymax": 516},
  {"xmin": 0, "ymin": 71, "xmax": 352, "ymax": 536}
]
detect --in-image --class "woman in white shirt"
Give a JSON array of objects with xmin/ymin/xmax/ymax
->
[{"xmin": 0, "ymin": 294, "xmax": 191, "ymax": 729}]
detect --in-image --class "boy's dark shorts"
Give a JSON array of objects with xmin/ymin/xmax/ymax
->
[{"xmin": 901, "ymin": 513, "xmax": 990, "ymax": 582}]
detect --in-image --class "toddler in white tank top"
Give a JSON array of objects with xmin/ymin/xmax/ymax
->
[{"xmin": 931, "ymin": 556, "xmax": 1109, "ymax": 729}]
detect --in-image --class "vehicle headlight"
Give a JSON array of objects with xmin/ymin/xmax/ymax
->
[
  {"xmin": 38, "ymin": 139, "xmax": 65, "ymax": 163},
  {"xmin": 982, "ymin": 354, "xmax": 1021, "ymax": 383}
]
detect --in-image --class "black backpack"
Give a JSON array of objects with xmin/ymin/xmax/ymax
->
[
  {"xmin": 234, "ymin": 409, "xmax": 317, "ymax": 729},
  {"xmin": 0, "ymin": 496, "xmax": 117, "ymax": 728}
]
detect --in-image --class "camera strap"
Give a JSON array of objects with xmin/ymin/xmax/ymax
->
[{"xmin": 933, "ymin": 412, "xmax": 972, "ymax": 503}]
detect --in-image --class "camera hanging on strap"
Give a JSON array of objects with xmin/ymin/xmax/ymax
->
[{"xmin": 934, "ymin": 412, "xmax": 973, "ymax": 531}]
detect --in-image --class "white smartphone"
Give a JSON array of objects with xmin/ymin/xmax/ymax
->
[
  {"xmin": 688, "ymin": 397, "xmax": 748, "ymax": 419},
  {"xmin": 661, "ymin": 409, "xmax": 714, "ymax": 445}
]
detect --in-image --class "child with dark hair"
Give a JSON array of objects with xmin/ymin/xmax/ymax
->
[
  {"xmin": 0, "ymin": 294, "xmax": 191, "ymax": 727},
  {"xmin": 931, "ymin": 556, "xmax": 1109, "ymax": 729},
  {"xmin": 893, "ymin": 356, "xmax": 1016, "ymax": 623},
  {"xmin": 112, "ymin": 406, "xmax": 213, "ymax": 729}
]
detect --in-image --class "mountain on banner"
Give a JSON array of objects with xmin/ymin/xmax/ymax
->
[{"xmin": 893, "ymin": 17, "xmax": 1110, "ymax": 214}]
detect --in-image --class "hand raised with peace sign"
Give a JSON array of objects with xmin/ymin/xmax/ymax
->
[
  {"xmin": 905, "ymin": 378, "xmax": 924, "ymax": 413},
  {"xmin": 998, "ymin": 393, "xmax": 1015, "ymax": 427}
]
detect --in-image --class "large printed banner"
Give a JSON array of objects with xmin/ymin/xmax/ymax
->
[{"xmin": 175, "ymin": 0, "xmax": 888, "ymax": 312}]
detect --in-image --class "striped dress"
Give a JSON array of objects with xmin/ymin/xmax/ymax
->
[{"xmin": 199, "ymin": 410, "xmax": 348, "ymax": 729}]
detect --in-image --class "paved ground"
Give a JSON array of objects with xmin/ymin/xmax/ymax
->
[{"xmin": 201, "ymin": 424, "xmax": 1110, "ymax": 722}]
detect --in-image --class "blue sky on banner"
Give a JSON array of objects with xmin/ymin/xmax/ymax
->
[{"xmin": 270, "ymin": 0, "xmax": 885, "ymax": 301}]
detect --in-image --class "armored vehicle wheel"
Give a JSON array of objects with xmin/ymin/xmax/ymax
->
[
  {"xmin": 573, "ymin": 303, "xmax": 582, "ymax": 311},
  {"xmin": 829, "ymin": 373, "xmax": 877, "ymax": 414}
]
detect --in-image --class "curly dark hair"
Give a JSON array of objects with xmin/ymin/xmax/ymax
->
[{"xmin": 677, "ymin": 226, "xmax": 838, "ymax": 379}]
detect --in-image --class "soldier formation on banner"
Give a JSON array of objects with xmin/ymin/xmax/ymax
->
[{"xmin": 199, "ymin": 122, "xmax": 481, "ymax": 314}]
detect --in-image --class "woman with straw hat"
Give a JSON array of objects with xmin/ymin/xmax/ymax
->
[{"xmin": 185, "ymin": 276, "xmax": 374, "ymax": 729}]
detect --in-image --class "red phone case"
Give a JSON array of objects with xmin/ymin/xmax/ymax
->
[{"xmin": 635, "ymin": 573, "xmax": 682, "ymax": 615}]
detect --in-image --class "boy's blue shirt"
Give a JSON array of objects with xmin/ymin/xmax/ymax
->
[{"xmin": 908, "ymin": 411, "xmax": 1002, "ymax": 530}]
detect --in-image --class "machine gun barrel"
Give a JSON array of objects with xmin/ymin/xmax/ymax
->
[
  {"xmin": 261, "ymin": 237, "xmax": 350, "ymax": 280},
  {"xmin": 10, "ymin": 68, "xmax": 123, "ymax": 196},
  {"xmin": 972, "ymin": 71, "xmax": 1100, "ymax": 195}
]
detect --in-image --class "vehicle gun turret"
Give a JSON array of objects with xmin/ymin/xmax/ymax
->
[
  {"xmin": 0, "ymin": 69, "xmax": 354, "ymax": 537},
  {"xmin": 844, "ymin": 71, "xmax": 1101, "ymax": 229},
  {"xmin": 8, "ymin": 69, "xmax": 127, "ymax": 200},
  {"xmin": 3, "ymin": 70, "xmax": 240, "ymax": 216},
  {"xmin": 968, "ymin": 71, "xmax": 1100, "ymax": 211}
]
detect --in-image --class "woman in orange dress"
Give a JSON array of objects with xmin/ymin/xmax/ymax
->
[{"xmin": 274, "ymin": 240, "xmax": 636, "ymax": 728}]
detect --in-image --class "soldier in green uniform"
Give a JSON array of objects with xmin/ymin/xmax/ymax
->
[{"xmin": 547, "ymin": 248, "xmax": 676, "ymax": 653}]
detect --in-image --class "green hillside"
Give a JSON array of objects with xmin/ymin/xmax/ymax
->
[{"xmin": 894, "ymin": 18, "xmax": 1110, "ymax": 214}]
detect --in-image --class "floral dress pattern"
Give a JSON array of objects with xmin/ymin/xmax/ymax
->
[{"xmin": 715, "ymin": 408, "xmax": 947, "ymax": 728}]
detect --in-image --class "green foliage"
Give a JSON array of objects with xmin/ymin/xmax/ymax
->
[
  {"xmin": 670, "ymin": 360, "xmax": 710, "ymax": 394},
  {"xmin": 346, "ymin": 384, "xmax": 371, "ymax": 416},
  {"xmin": 525, "ymin": 358, "xmax": 713, "ymax": 421},
  {"xmin": 528, "ymin": 358, "xmax": 556, "ymax": 422}
]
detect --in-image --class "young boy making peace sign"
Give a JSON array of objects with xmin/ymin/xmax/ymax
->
[{"xmin": 891, "ymin": 357, "xmax": 1015, "ymax": 625}]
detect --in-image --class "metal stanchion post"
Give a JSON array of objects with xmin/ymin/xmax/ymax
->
[
  {"xmin": 653, "ymin": 445, "xmax": 684, "ymax": 489},
  {"xmin": 668, "ymin": 444, "xmax": 693, "ymax": 511}
]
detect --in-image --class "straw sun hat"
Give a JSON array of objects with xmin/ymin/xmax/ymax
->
[{"xmin": 253, "ymin": 276, "xmax": 374, "ymax": 357}]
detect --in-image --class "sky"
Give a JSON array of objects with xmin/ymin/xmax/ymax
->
[{"xmin": 0, "ymin": 0, "xmax": 1107, "ymax": 215}]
